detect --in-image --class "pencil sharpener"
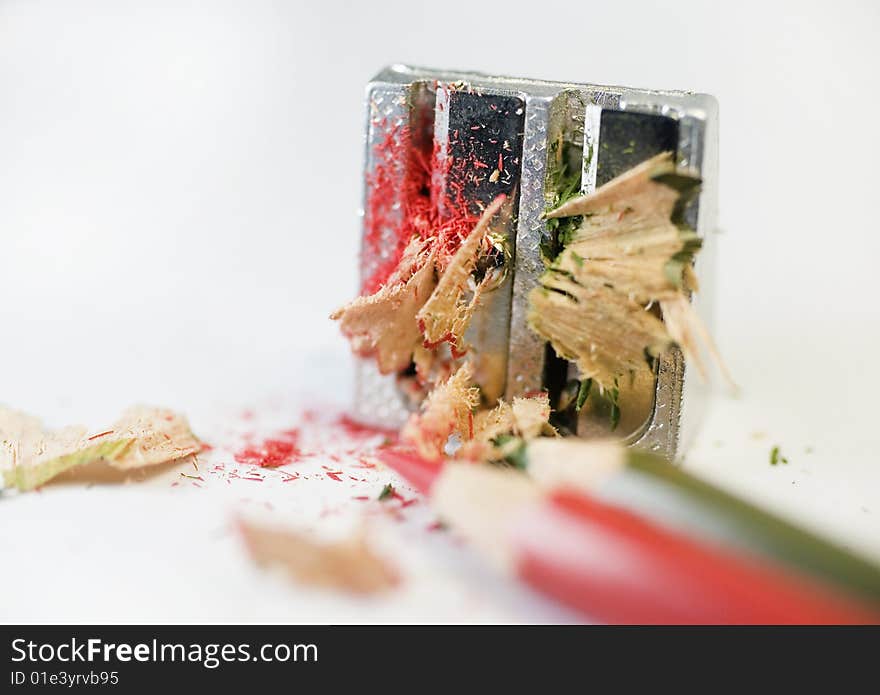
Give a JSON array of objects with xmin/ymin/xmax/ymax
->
[{"xmin": 352, "ymin": 65, "xmax": 718, "ymax": 460}]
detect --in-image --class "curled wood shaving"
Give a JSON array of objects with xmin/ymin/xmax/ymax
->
[
  {"xmin": 108, "ymin": 406, "xmax": 202, "ymax": 469},
  {"xmin": 459, "ymin": 392, "xmax": 556, "ymax": 462},
  {"xmin": 334, "ymin": 196, "xmax": 508, "ymax": 395},
  {"xmin": 400, "ymin": 363, "xmax": 480, "ymax": 460},
  {"xmin": 331, "ymin": 238, "xmax": 436, "ymax": 375},
  {"xmin": 660, "ymin": 294, "xmax": 735, "ymax": 385},
  {"xmin": 529, "ymin": 275, "xmax": 670, "ymax": 387},
  {"xmin": 238, "ymin": 520, "xmax": 398, "ymax": 594},
  {"xmin": 0, "ymin": 406, "xmax": 200, "ymax": 491},
  {"xmin": 416, "ymin": 195, "xmax": 507, "ymax": 355},
  {"xmin": 470, "ymin": 393, "xmax": 554, "ymax": 444},
  {"xmin": 510, "ymin": 394, "xmax": 555, "ymax": 441},
  {"xmin": 529, "ymin": 151, "xmax": 731, "ymax": 391}
]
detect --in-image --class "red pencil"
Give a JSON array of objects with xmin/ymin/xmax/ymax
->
[{"xmin": 379, "ymin": 447, "xmax": 879, "ymax": 624}]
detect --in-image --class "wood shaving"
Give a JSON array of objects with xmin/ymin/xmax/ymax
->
[
  {"xmin": 238, "ymin": 519, "xmax": 398, "ymax": 594},
  {"xmin": 331, "ymin": 238, "xmax": 436, "ymax": 375},
  {"xmin": 416, "ymin": 195, "xmax": 507, "ymax": 354},
  {"xmin": 400, "ymin": 363, "xmax": 480, "ymax": 460},
  {"xmin": 459, "ymin": 392, "xmax": 556, "ymax": 462},
  {"xmin": 529, "ymin": 151, "xmax": 730, "ymax": 391},
  {"xmin": 333, "ymin": 196, "xmax": 507, "ymax": 393},
  {"xmin": 0, "ymin": 406, "xmax": 200, "ymax": 491}
]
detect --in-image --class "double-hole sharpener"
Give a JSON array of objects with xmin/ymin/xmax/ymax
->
[{"xmin": 352, "ymin": 65, "xmax": 718, "ymax": 460}]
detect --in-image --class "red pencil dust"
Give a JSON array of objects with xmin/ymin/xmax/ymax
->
[
  {"xmin": 234, "ymin": 429, "xmax": 303, "ymax": 468},
  {"xmin": 377, "ymin": 448, "xmax": 879, "ymax": 624},
  {"xmin": 361, "ymin": 116, "xmax": 488, "ymax": 295}
]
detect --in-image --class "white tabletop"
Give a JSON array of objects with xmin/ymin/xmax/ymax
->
[{"xmin": 1, "ymin": 0, "xmax": 878, "ymax": 623}]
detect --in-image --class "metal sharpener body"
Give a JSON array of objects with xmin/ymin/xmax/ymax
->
[{"xmin": 352, "ymin": 65, "xmax": 718, "ymax": 461}]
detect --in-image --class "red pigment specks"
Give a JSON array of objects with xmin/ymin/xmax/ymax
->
[
  {"xmin": 388, "ymin": 490, "xmax": 418, "ymax": 508},
  {"xmin": 321, "ymin": 465, "xmax": 344, "ymax": 482},
  {"xmin": 361, "ymin": 116, "xmax": 480, "ymax": 295},
  {"xmin": 234, "ymin": 429, "xmax": 303, "ymax": 468}
]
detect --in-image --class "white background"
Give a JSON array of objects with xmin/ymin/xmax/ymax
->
[{"xmin": 1, "ymin": 0, "xmax": 879, "ymax": 622}]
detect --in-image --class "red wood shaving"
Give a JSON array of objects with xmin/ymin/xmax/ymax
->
[{"xmin": 87, "ymin": 430, "xmax": 114, "ymax": 441}]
